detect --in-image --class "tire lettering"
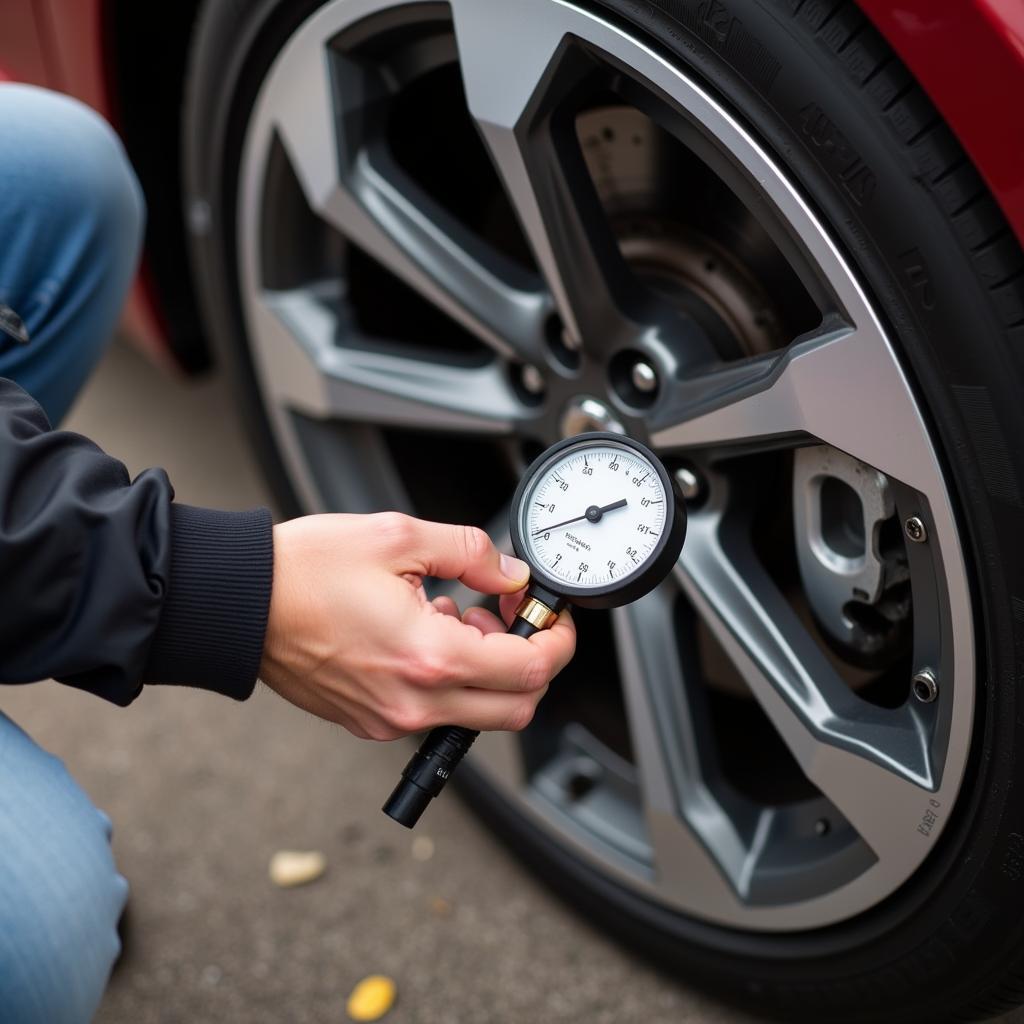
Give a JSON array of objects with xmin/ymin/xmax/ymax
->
[
  {"xmin": 898, "ymin": 247, "xmax": 936, "ymax": 310},
  {"xmin": 798, "ymin": 102, "xmax": 877, "ymax": 207}
]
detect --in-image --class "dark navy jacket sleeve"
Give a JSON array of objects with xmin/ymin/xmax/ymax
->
[{"xmin": 0, "ymin": 377, "xmax": 273, "ymax": 704}]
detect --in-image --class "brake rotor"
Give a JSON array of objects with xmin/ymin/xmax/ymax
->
[{"xmin": 578, "ymin": 105, "xmax": 783, "ymax": 358}]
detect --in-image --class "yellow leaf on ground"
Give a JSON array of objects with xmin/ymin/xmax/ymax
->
[{"xmin": 346, "ymin": 974, "xmax": 397, "ymax": 1021}]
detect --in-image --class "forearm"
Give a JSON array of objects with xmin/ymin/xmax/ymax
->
[{"xmin": 0, "ymin": 377, "xmax": 272, "ymax": 704}]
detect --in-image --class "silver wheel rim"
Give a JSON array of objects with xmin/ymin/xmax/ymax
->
[{"xmin": 237, "ymin": 0, "xmax": 975, "ymax": 931}]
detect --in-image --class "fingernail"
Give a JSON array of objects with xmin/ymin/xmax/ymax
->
[{"xmin": 500, "ymin": 553, "xmax": 530, "ymax": 583}]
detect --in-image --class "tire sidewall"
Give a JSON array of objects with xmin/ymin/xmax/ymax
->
[{"xmin": 183, "ymin": 0, "xmax": 328, "ymax": 521}]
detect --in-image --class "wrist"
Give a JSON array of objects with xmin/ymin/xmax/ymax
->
[{"xmin": 259, "ymin": 519, "xmax": 323, "ymax": 692}]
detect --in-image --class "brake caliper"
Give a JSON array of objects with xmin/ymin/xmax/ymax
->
[{"xmin": 793, "ymin": 445, "xmax": 911, "ymax": 665}]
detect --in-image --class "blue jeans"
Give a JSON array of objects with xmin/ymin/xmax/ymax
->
[
  {"xmin": 0, "ymin": 83, "xmax": 144, "ymax": 423},
  {"xmin": 0, "ymin": 85, "xmax": 144, "ymax": 1021}
]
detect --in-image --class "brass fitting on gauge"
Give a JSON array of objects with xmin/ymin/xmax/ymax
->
[{"xmin": 514, "ymin": 595, "xmax": 559, "ymax": 631}]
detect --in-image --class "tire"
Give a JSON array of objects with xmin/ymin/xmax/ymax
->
[
  {"xmin": 182, "ymin": 1, "xmax": 1024, "ymax": 1020},
  {"xmin": 183, "ymin": 0, "xmax": 313, "ymax": 520}
]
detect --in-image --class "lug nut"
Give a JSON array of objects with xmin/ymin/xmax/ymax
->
[
  {"xmin": 544, "ymin": 316, "xmax": 581, "ymax": 371},
  {"xmin": 520, "ymin": 364, "xmax": 545, "ymax": 395},
  {"xmin": 904, "ymin": 516, "xmax": 927, "ymax": 543},
  {"xmin": 675, "ymin": 467, "xmax": 702, "ymax": 502},
  {"xmin": 912, "ymin": 669, "xmax": 939, "ymax": 704},
  {"xmin": 631, "ymin": 361, "xmax": 658, "ymax": 393}
]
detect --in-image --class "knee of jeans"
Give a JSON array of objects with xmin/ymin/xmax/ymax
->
[
  {"xmin": 61, "ymin": 94, "xmax": 145, "ymax": 266},
  {"xmin": 8, "ymin": 86, "xmax": 146, "ymax": 278}
]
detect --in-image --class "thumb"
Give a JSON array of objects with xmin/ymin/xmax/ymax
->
[{"xmin": 404, "ymin": 520, "xmax": 530, "ymax": 594}]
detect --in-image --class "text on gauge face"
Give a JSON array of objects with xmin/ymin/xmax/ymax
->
[{"xmin": 521, "ymin": 444, "xmax": 668, "ymax": 588}]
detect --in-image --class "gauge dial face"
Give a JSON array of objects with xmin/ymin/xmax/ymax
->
[{"xmin": 520, "ymin": 441, "xmax": 669, "ymax": 591}]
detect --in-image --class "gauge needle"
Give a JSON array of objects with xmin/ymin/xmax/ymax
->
[{"xmin": 532, "ymin": 498, "xmax": 628, "ymax": 536}]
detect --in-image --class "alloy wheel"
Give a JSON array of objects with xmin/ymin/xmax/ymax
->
[{"xmin": 235, "ymin": 0, "xmax": 974, "ymax": 930}]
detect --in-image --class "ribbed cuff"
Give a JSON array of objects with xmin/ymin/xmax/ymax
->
[{"xmin": 143, "ymin": 504, "xmax": 274, "ymax": 700}]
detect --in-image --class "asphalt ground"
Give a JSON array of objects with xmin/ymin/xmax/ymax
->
[{"xmin": 2, "ymin": 341, "xmax": 1020, "ymax": 1024}]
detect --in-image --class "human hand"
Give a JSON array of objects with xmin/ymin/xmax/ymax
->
[{"xmin": 259, "ymin": 513, "xmax": 576, "ymax": 740}]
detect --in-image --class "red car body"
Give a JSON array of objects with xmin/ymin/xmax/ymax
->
[{"xmin": 1, "ymin": 0, "xmax": 1022, "ymax": 369}]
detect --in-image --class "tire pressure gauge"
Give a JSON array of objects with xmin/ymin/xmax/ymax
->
[{"xmin": 383, "ymin": 432, "xmax": 687, "ymax": 827}]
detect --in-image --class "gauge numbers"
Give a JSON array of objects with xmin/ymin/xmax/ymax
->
[{"xmin": 522, "ymin": 443, "xmax": 668, "ymax": 589}]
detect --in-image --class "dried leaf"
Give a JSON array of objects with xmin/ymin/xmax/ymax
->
[
  {"xmin": 411, "ymin": 836, "xmax": 435, "ymax": 862},
  {"xmin": 268, "ymin": 850, "xmax": 326, "ymax": 888},
  {"xmin": 346, "ymin": 974, "xmax": 397, "ymax": 1021}
]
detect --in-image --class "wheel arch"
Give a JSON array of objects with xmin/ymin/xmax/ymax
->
[
  {"xmin": 857, "ymin": 0, "xmax": 1024, "ymax": 250},
  {"xmin": 103, "ymin": 0, "xmax": 208, "ymax": 371}
]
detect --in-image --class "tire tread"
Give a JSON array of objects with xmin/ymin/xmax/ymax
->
[{"xmin": 814, "ymin": 0, "xmax": 1024, "ymax": 350}]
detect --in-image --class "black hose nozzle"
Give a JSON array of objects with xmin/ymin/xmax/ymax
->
[{"xmin": 382, "ymin": 725, "xmax": 479, "ymax": 828}]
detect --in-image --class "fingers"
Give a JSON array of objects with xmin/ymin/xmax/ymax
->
[
  {"xmin": 431, "ymin": 595, "xmax": 461, "ymax": 618},
  {"xmin": 462, "ymin": 606, "xmax": 507, "ymax": 635},
  {"xmin": 412, "ymin": 608, "xmax": 576, "ymax": 694},
  {"xmin": 528, "ymin": 611, "xmax": 577, "ymax": 682},
  {"xmin": 380, "ymin": 514, "xmax": 530, "ymax": 595},
  {"xmin": 458, "ymin": 589, "xmax": 525, "ymax": 632},
  {"xmin": 406, "ymin": 613, "xmax": 575, "ymax": 731},
  {"xmin": 433, "ymin": 686, "xmax": 549, "ymax": 733},
  {"xmin": 498, "ymin": 589, "xmax": 527, "ymax": 626},
  {"xmin": 328, "ymin": 607, "xmax": 574, "ymax": 741},
  {"xmin": 366, "ymin": 685, "xmax": 550, "ymax": 738}
]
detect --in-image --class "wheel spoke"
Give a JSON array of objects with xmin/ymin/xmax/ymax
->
[
  {"xmin": 450, "ymin": 0, "xmax": 639, "ymax": 351},
  {"xmin": 651, "ymin": 319, "xmax": 942, "ymax": 493},
  {"xmin": 251, "ymin": 283, "xmax": 529, "ymax": 434},
  {"xmin": 677, "ymin": 508, "xmax": 933, "ymax": 862},
  {"xmin": 612, "ymin": 588, "xmax": 750, "ymax": 901},
  {"xmin": 259, "ymin": 27, "xmax": 547, "ymax": 362}
]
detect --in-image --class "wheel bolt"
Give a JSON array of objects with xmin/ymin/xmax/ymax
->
[
  {"xmin": 912, "ymin": 669, "xmax": 939, "ymax": 704},
  {"xmin": 544, "ymin": 316, "xmax": 581, "ymax": 370},
  {"xmin": 904, "ymin": 516, "xmax": 927, "ymax": 543},
  {"xmin": 520, "ymin": 364, "xmax": 545, "ymax": 395},
  {"xmin": 631, "ymin": 361, "xmax": 658, "ymax": 393},
  {"xmin": 675, "ymin": 467, "xmax": 702, "ymax": 501}
]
